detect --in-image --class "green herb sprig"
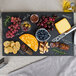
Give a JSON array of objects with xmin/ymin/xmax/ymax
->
[
  {"xmin": 52, "ymin": 49, "xmax": 67, "ymax": 55},
  {"xmin": 4, "ymin": 16, "xmax": 11, "ymax": 26},
  {"xmin": 62, "ymin": 39, "xmax": 72, "ymax": 44}
]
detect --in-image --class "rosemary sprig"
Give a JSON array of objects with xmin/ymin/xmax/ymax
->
[
  {"xmin": 4, "ymin": 16, "xmax": 11, "ymax": 26},
  {"xmin": 62, "ymin": 39, "xmax": 72, "ymax": 44},
  {"xmin": 52, "ymin": 49, "xmax": 66, "ymax": 55}
]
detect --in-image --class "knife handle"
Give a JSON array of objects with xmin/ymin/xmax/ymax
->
[{"xmin": 74, "ymin": 30, "xmax": 76, "ymax": 45}]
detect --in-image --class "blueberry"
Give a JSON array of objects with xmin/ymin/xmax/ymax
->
[
  {"xmin": 38, "ymin": 33, "xmax": 41, "ymax": 35},
  {"xmin": 36, "ymin": 29, "xmax": 50, "ymax": 41}
]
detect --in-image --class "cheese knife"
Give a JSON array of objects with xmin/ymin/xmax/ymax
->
[{"xmin": 52, "ymin": 25, "xmax": 76, "ymax": 42}]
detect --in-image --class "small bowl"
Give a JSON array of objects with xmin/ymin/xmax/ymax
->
[
  {"xmin": 21, "ymin": 21, "xmax": 31, "ymax": 32},
  {"xmin": 30, "ymin": 14, "xmax": 39, "ymax": 23},
  {"xmin": 35, "ymin": 28, "xmax": 51, "ymax": 42}
]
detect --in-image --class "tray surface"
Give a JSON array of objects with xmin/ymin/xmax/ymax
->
[{"xmin": 2, "ymin": 12, "xmax": 74, "ymax": 56}]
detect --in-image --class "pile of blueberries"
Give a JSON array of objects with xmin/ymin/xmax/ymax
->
[{"xmin": 36, "ymin": 29, "xmax": 50, "ymax": 41}]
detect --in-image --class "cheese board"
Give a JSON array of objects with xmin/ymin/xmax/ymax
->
[{"xmin": 2, "ymin": 12, "xmax": 74, "ymax": 56}]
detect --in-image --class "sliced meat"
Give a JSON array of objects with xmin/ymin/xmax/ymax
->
[
  {"xmin": 50, "ymin": 42, "xmax": 70, "ymax": 50},
  {"xmin": 59, "ymin": 43, "xmax": 69, "ymax": 50}
]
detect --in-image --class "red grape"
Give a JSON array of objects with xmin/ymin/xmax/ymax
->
[
  {"xmin": 44, "ymin": 18, "xmax": 48, "ymax": 22},
  {"xmin": 52, "ymin": 18, "xmax": 55, "ymax": 22},
  {"xmin": 6, "ymin": 17, "xmax": 21, "ymax": 38},
  {"xmin": 42, "ymin": 16, "xmax": 45, "ymax": 19},
  {"xmin": 18, "ymin": 27, "xmax": 20, "ymax": 29},
  {"xmin": 44, "ymin": 25, "xmax": 47, "ymax": 28},
  {"xmin": 37, "ymin": 15, "xmax": 57, "ymax": 32},
  {"xmin": 41, "ymin": 23, "xmax": 44, "ymax": 26},
  {"xmin": 49, "ymin": 17, "xmax": 52, "ymax": 21}
]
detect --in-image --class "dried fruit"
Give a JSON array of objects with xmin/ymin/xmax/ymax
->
[{"xmin": 21, "ymin": 21, "xmax": 31, "ymax": 32}]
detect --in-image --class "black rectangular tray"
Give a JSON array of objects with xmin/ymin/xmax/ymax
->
[{"xmin": 2, "ymin": 12, "xmax": 74, "ymax": 56}]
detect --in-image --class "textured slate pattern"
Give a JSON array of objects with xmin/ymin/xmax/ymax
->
[{"xmin": 2, "ymin": 12, "xmax": 74, "ymax": 56}]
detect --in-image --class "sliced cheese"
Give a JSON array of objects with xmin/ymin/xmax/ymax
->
[
  {"xmin": 19, "ymin": 34, "xmax": 38, "ymax": 52},
  {"xmin": 55, "ymin": 18, "xmax": 71, "ymax": 34}
]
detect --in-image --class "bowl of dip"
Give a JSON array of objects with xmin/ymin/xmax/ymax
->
[{"xmin": 30, "ymin": 14, "xmax": 39, "ymax": 23}]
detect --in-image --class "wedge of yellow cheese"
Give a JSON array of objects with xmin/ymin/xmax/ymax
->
[
  {"xmin": 55, "ymin": 18, "xmax": 71, "ymax": 34},
  {"xmin": 19, "ymin": 34, "xmax": 38, "ymax": 52}
]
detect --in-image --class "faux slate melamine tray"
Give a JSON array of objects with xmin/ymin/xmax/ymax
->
[{"xmin": 2, "ymin": 12, "xmax": 74, "ymax": 56}]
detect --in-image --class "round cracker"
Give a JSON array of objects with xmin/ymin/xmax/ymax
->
[
  {"xmin": 15, "ymin": 41, "xmax": 20, "ymax": 51},
  {"xmin": 11, "ymin": 42, "xmax": 15, "ymax": 48},
  {"xmin": 7, "ymin": 47, "xmax": 14, "ymax": 53},
  {"xmin": 3, "ymin": 41, "xmax": 11, "ymax": 47},
  {"xmin": 13, "ymin": 49, "xmax": 18, "ymax": 54},
  {"xmin": 4, "ymin": 47, "xmax": 9, "ymax": 54},
  {"xmin": 11, "ymin": 41, "xmax": 14, "ymax": 43}
]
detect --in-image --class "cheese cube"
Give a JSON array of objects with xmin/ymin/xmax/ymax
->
[{"xmin": 55, "ymin": 18, "xmax": 71, "ymax": 34}]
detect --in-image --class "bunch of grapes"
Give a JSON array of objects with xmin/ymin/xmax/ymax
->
[
  {"xmin": 37, "ymin": 15, "xmax": 57, "ymax": 32},
  {"xmin": 6, "ymin": 17, "xmax": 21, "ymax": 38}
]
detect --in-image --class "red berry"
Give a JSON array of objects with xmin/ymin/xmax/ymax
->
[
  {"xmin": 14, "ymin": 27, "xmax": 17, "ymax": 29},
  {"xmin": 42, "ymin": 16, "xmax": 45, "ymax": 19},
  {"xmin": 12, "ymin": 31, "xmax": 15, "ymax": 34},
  {"xmin": 10, "ymin": 25, "xmax": 13, "ymax": 27},
  {"xmin": 52, "ymin": 18, "xmax": 55, "ymax": 22},
  {"xmin": 14, "ymin": 30, "xmax": 17, "ymax": 33},
  {"xmin": 8, "ymin": 31, "xmax": 11, "ymax": 33},
  {"xmin": 16, "ymin": 30, "xmax": 18, "ymax": 32},
  {"xmin": 10, "ymin": 28, "xmax": 13, "ymax": 31},
  {"xmin": 11, "ymin": 20, "xmax": 14, "ymax": 22},
  {"xmin": 41, "ymin": 23, "xmax": 44, "ymax": 26},
  {"xmin": 49, "ymin": 17, "xmax": 52, "ymax": 21},
  {"xmin": 12, "ymin": 25, "xmax": 15, "ymax": 28},
  {"xmin": 16, "ymin": 24, "xmax": 18, "ymax": 27},
  {"xmin": 16, "ymin": 20, "xmax": 18, "ymax": 22},
  {"xmin": 8, "ymin": 26, "xmax": 11, "ymax": 29},
  {"xmin": 6, "ymin": 33, "xmax": 10, "ymax": 38},
  {"xmin": 11, "ymin": 34, "xmax": 14, "ymax": 38},
  {"xmin": 18, "ymin": 27, "xmax": 20, "ymax": 29},
  {"xmin": 13, "ymin": 22, "xmax": 16, "ymax": 24},
  {"xmin": 43, "ymin": 21, "xmax": 46, "ymax": 24},
  {"xmin": 44, "ymin": 18, "xmax": 48, "ymax": 22},
  {"xmin": 44, "ymin": 25, "xmax": 47, "ymax": 28},
  {"xmin": 14, "ymin": 17, "xmax": 16, "ymax": 20},
  {"xmin": 6, "ymin": 33, "xmax": 8, "ymax": 36},
  {"xmin": 19, "ymin": 19, "xmax": 21, "ymax": 21},
  {"xmin": 10, "ymin": 33, "xmax": 13, "ymax": 35},
  {"xmin": 11, "ymin": 17, "xmax": 14, "ymax": 22},
  {"xmin": 11, "ymin": 17, "xmax": 14, "ymax": 20}
]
